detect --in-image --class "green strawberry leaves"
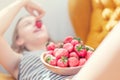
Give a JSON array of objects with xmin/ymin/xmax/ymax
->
[
  {"xmin": 77, "ymin": 45, "xmax": 83, "ymax": 51},
  {"xmin": 74, "ymin": 37, "xmax": 81, "ymax": 42},
  {"xmin": 46, "ymin": 56, "xmax": 52, "ymax": 63}
]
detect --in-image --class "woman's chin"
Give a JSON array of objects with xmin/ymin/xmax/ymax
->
[{"xmin": 35, "ymin": 35, "xmax": 49, "ymax": 42}]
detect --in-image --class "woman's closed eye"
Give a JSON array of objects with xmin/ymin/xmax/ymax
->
[{"xmin": 23, "ymin": 21, "xmax": 33, "ymax": 27}]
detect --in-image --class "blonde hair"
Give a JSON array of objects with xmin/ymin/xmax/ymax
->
[{"xmin": 11, "ymin": 15, "xmax": 29, "ymax": 53}]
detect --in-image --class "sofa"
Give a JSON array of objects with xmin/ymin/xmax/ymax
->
[
  {"xmin": 0, "ymin": 73, "xmax": 14, "ymax": 80},
  {"xmin": 0, "ymin": 0, "xmax": 120, "ymax": 79}
]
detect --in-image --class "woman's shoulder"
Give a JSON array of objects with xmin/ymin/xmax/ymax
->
[{"xmin": 19, "ymin": 50, "xmax": 45, "ymax": 65}]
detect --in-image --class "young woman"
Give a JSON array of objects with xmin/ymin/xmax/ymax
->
[
  {"xmin": 1, "ymin": 0, "xmax": 120, "ymax": 80},
  {"xmin": 0, "ymin": 0, "xmax": 69, "ymax": 80}
]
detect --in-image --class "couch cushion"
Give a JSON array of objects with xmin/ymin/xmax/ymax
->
[
  {"xmin": 0, "ymin": 73, "xmax": 14, "ymax": 80},
  {"xmin": 68, "ymin": 0, "xmax": 92, "ymax": 42},
  {"xmin": 86, "ymin": 0, "xmax": 120, "ymax": 48}
]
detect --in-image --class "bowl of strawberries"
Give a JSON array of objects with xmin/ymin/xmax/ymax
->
[{"xmin": 40, "ymin": 36, "xmax": 94, "ymax": 75}]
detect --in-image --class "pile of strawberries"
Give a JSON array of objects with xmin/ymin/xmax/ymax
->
[{"xmin": 44, "ymin": 36, "xmax": 94, "ymax": 67}]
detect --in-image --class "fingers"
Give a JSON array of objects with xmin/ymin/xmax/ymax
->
[
  {"xmin": 25, "ymin": 1, "xmax": 45, "ymax": 20},
  {"xmin": 26, "ymin": 7, "xmax": 45, "ymax": 20},
  {"xmin": 36, "ymin": 10, "xmax": 45, "ymax": 20},
  {"xmin": 32, "ymin": 2, "xmax": 46, "ymax": 19},
  {"xmin": 25, "ymin": 6, "xmax": 35, "ymax": 16}
]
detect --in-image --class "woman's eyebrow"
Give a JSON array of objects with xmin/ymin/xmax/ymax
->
[{"xmin": 19, "ymin": 19, "xmax": 31, "ymax": 27}]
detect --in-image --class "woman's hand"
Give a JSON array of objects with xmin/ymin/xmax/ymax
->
[{"xmin": 25, "ymin": 1, "xmax": 45, "ymax": 20}]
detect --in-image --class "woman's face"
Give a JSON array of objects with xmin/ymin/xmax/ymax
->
[{"xmin": 17, "ymin": 16, "xmax": 49, "ymax": 45}]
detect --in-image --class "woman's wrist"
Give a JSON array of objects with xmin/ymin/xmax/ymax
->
[{"xmin": 17, "ymin": 0, "xmax": 31, "ymax": 7}]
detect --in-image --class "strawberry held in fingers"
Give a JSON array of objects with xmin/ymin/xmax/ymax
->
[{"xmin": 35, "ymin": 20, "xmax": 42, "ymax": 28}]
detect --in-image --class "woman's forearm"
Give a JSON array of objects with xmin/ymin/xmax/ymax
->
[{"xmin": 0, "ymin": 0, "xmax": 29, "ymax": 36}]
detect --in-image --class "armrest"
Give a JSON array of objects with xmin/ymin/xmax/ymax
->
[{"xmin": 0, "ymin": 72, "xmax": 14, "ymax": 80}]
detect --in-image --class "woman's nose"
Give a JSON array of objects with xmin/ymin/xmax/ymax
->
[{"xmin": 35, "ymin": 20, "xmax": 42, "ymax": 28}]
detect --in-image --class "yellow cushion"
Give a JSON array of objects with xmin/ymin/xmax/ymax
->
[
  {"xmin": 69, "ymin": 0, "xmax": 120, "ymax": 49},
  {"xmin": 0, "ymin": 73, "xmax": 14, "ymax": 80},
  {"xmin": 68, "ymin": 0, "xmax": 92, "ymax": 42},
  {"xmin": 86, "ymin": 0, "xmax": 120, "ymax": 48}
]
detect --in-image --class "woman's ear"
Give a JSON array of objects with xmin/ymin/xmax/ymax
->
[{"xmin": 16, "ymin": 38, "xmax": 24, "ymax": 46}]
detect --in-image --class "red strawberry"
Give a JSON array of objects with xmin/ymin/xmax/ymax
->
[
  {"xmin": 86, "ymin": 50, "xmax": 93, "ymax": 60},
  {"xmin": 44, "ymin": 53, "xmax": 52, "ymax": 60},
  {"xmin": 73, "ymin": 37, "xmax": 81, "ymax": 42},
  {"xmin": 56, "ymin": 42, "xmax": 64, "ymax": 48},
  {"xmin": 78, "ymin": 49, "xmax": 87, "ymax": 58},
  {"xmin": 53, "ymin": 48, "xmax": 69, "ymax": 59},
  {"xmin": 79, "ymin": 58, "xmax": 86, "ymax": 66},
  {"xmin": 74, "ymin": 44, "xmax": 83, "ymax": 52},
  {"xmin": 64, "ymin": 36, "xmax": 73, "ymax": 43},
  {"xmin": 44, "ymin": 54, "xmax": 53, "ymax": 61},
  {"xmin": 57, "ymin": 57, "xmax": 68, "ymax": 67},
  {"xmin": 45, "ymin": 54, "xmax": 57, "ymax": 66},
  {"xmin": 53, "ymin": 48, "xmax": 59, "ymax": 56},
  {"xmin": 68, "ymin": 57, "xmax": 79, "ymax": 67},
  {"xmin": 69, "ymin": 52, "xmax": 79, "ymax": 59},
  {"xmin": 44, "ymin": 50, "xmax": 54, "ymax": 55},
  {"xmin": 46, "ymin": 42, "xmax": 56, "ymax": 51},
  {"xmin": 49, "ymin": 59, "xmax": 57, "ymax": 66},
  {"xmin": 35, "ymin": 20, "xmax": 42, "ymax": 28},
  {"xmin": 63, "ymin": 43, "xmax": 73, "ymax": 52},
  {"xmin": 71, "ymin": 39, "xmax": 79, "ymax": 46}
]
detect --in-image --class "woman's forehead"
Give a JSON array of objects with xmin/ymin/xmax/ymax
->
[{"xmin": 18, "ymin": 16, "xmax": 36, "ymax": 26}]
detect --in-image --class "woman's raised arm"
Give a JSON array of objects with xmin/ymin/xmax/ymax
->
[
  {"xmin": 0, "ymin": 0, "xmax": 45, "ymax": 36},
  {"xmin": 0, "ymin": 0, "xmax": 45, "ymax": 79}
]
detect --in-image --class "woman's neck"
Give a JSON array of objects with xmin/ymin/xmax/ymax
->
[{"xmin": 25, "ymin": 42, "xmax": 47, "ymax": 51}]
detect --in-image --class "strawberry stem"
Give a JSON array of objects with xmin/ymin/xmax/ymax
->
[
  {"xmin": 46, "ymin": 57, "xmax": 51, "ymax": 63},
  {"xmin": 85, "ymin": 47, "xmax": 89, "ymax": 51},
  {"xmin": 61, "ymin": 56, "xmax": 68, "ymax": 63},
  {"xmin": 74, "ymin": 37, "xmax": 81, "ymax": 42},
  {"xmin": 77, "ymin": 45, "xmax": 83, "ymax": 51}
]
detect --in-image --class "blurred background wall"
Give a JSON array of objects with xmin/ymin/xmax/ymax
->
[{"xmin": 0, "ymin": 0, "xmax": 75, "ymax": 73}]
